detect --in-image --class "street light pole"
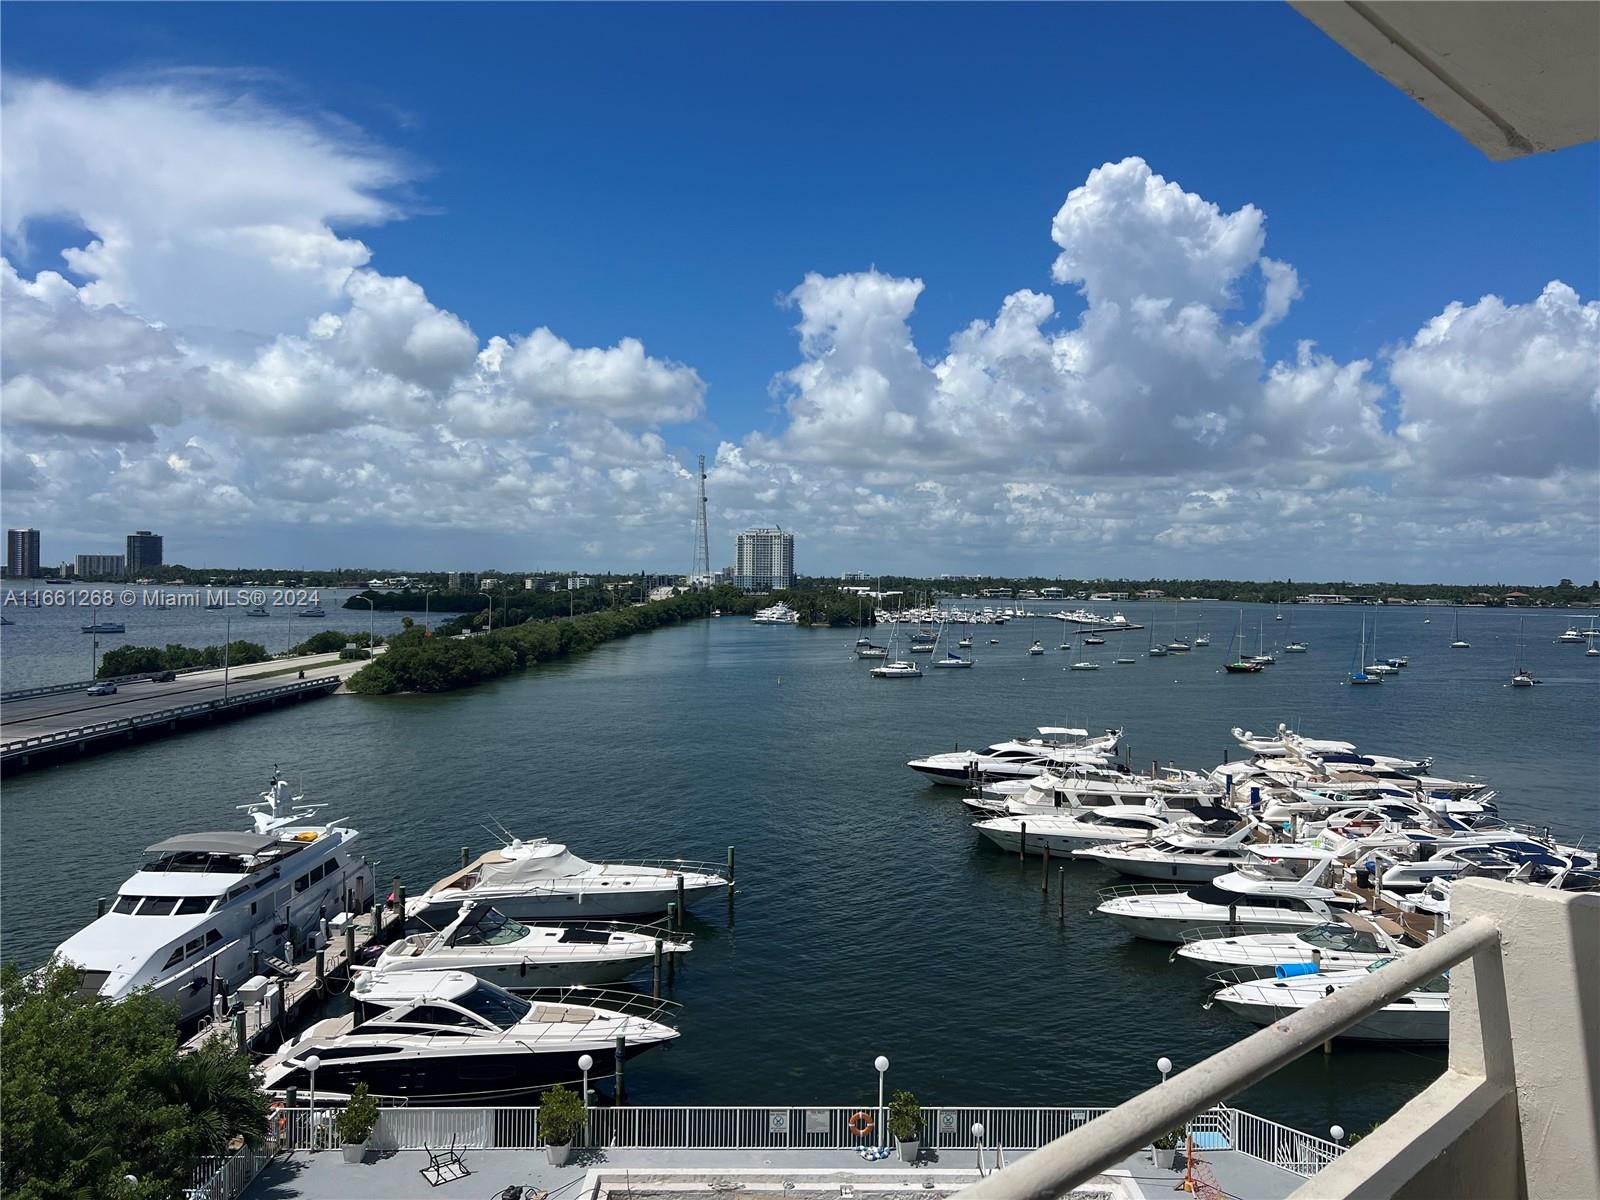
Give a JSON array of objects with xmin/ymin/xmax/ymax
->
[
  {"xmin": 305, "ymin": 1054, "xmax": 321, "ymax": 1150},
  {"xmin": 224, "ymin": 614, "xmax": 231, "ymax": 702},
  {"xmin": 479, "ymin": 590, "xmax": 493, "ymax": 634},
  {"xmin": 875, "ymin": 1055, "xmax": 889, "ymax": 1151},
  {"xmin": 423, "ymin": 587, "xmax": 432, "ymax": 635},
  {"xmin": 356, "ymin": 595, "xmax": 375, "ymax": 655}
]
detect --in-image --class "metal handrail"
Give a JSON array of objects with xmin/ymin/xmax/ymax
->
[{"xmin": 956, "ymin": 915, "xmax": 1499, "ymax": 1200}]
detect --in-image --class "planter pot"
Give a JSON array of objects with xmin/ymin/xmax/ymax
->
[
  {"xmin": 341, "ymin": 1142, "xmax": 370, "ymax": 1165},
  {"xmin": 1151, "ymin": 1147, "xmax": 1178, "ymax": 1170},
  {"xmin": 546, "ymin": 1142, "xmax": 572, "ymax": 1167},
  {"xmin": 897, "ymin": 1139, "xmax": 921, "ymax": 1164}
]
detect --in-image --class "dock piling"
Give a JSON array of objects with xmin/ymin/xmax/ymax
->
[
  {"xmin": 1041, "ymin": 843, "xmax": 1051, "ymax": 890},
  {"xmin": 460, "ymin": 846, "xmax": 470, "ymax": 869},
  {"xmin": 667, "ymin": 901, "xmax": 679, "ymax": 931},
  {"xmin": 96, "ymin": 896, "xmax": 107, "ymax": 918},
  {"xmin": 232, "ymin": 1009, "xmax": 246, "ymax": 1049},
  {"xmin": 393, "ymin": 884, "xmax": 407, "ymax": 940},
  {"xmin": 652, "ymin": 937, "xmax": 663, "ymax": 998},
  {"xmin": 1019, "ymin": 822, "xmax": 1027, "ymax": 860},
  {"xmin": 676, "ymin": 873, "xmax": 686, "ymax": 918},
  {"xmin": 1058, "ymin": 868, "xmax": 1066, "ymax": 921},
  {"xmin": 727, "ymin": 846, "xmax": 735, "ymax": 883},
  {"xmin": 613, "ymin": 1034, "xmax": 626, "ymax": 1103},
  {"xmin": 343, "ymin": 925, "xmax": 356, "ymax": 979},
  {"xmin": 314, "ymin": 949, "xmax": 326, "ymax": 990}
]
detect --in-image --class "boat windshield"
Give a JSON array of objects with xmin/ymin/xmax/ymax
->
[
  {"xmin": 450, "ymin": 909, "xmax": 530, "ymax": 948},
  {"xmin": 1299, "ymin": 925, "xmax": 1381, "ymax": 952},
  {"xmin": 454, "ymin": 983, "xmax": 532, "ymax": 1029}
]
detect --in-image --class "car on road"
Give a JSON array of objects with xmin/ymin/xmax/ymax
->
[
  {"xmin": 150, "ymin": 670, "xmax": 177, "ymax": 682},
  {"xmin": 86, "ymin": 682, "xmax": 119, "ymax": 696}
]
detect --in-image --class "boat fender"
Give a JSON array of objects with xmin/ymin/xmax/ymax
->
[
  {"xmin": 519, "ymin": 959, "xmax": 527, "ymax": 978},
  {"xmin": 1275, "ymin": 962, "xmax": 1319, "ymax": 979},
  {"xmin": 847, "ymin": 1110, "xmax": 874, "ymax": 1139}
]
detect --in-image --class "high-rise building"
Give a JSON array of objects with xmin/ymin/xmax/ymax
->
[
  {"xmin": 735, "ymin": 527, "xmax": 795, "ymax": 592},
  {"xmin": 6, "ymin": 528, "xmax": 41, "ymax": 578},
  {"xmin": 75, "ymin": 554, "xmax": 126, "ymax": 578},
  {"xmin": 126, "ymin": 530, "xmax": 163, "ymax": 573}
]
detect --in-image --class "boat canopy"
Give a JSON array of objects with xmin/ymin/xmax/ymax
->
[
  {"xmin": 144, "ymin": 832, "xmax": 280, "ymax": 857},
  {"xmin": 1038, "ymin": 726, "xmax": 1089, "ymax": 738},
  {"xmin": 475, "ymin": 841, "xmax": 591, "ymax": 888}
]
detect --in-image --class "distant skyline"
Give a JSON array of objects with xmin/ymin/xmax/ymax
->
[{"xmin": 1, "ymin": 4, "xmax": 1596, "ymax": 584}]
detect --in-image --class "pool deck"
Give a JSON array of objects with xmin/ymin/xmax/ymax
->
[{"xmin": 241, "ymin": 1144, "xmax": 1309, "ymax": 1200}]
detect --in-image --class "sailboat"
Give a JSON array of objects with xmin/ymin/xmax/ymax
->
[
  {"xmin": 1192, "ymin": 609, "xmax": 1210, "ymax": 647},
  {"xmin": 1071, "ymin": 636, "xmax": 1100, "ymax": 670},
  {"xmin": 1225, "ymin": 613, "xmax": 1262, "ymax": 673},
  {"xmin": 870, "ymin": 619, "xmax": 922, "ymax": 678},
  {"xmin": 1166, "ymin": 606, "xmax": 1190, "ymax": 652},
  {"xmin": 1282, "ymin": 606, "xmax": 1307, "ymax": 652},
  {"xmin": 1248, "ymin": 619, "xmax": 1275, "ymax": 665},
  {"xmin": 931, "ymin": 618, "xmax": 973, "ymax": 668},
  {"xmin": 1349, "ymin": 618, "xmax": 1382, "ymax": 685},
  {"xmin": 1147, "ymin": 620, "xmax": 1168, "ymax": 658},
  {"xmin": 1366, "ymin": 619, "xmax": 1398, "ymax": 675},
  {"xmin": 1450, "ymin": 609, "xmax": 1470, "ymax": 649},
  {"xmin": 855, "ymin": 596, "xmax": 888, "ymax": 656},
  {"xmin": 1510, "ymin": 619, "xmax": 1538, "ymax": 686}
]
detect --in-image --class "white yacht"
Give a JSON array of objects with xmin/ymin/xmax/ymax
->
[
  {"xmin": 413, "ymin": 839, "xmax": 729, "ymax": 925},
  {"xmin": 1028, "ymin": 640, "xmax": 1045, "ymax": 655},
  {"xmin": 374, "ymin": 905, "xmax": 690, "ymax": 989},
  {"xmin": 906, "ymin": 727, "xmax": 1120, "ymax": 786},
  {"xmin": 260, "ymin": 973, "xmax": 678, "ymax": 1102},
  {"xmin": 973, "ymin": 805, "xmax": 1173, "ymax": 856},
  {"xmin": 1208, "ymin": 959, "xmax": 1449, "ymax": 1044},
  {"xmin": 51, "ymin": 775, "xmax": 373, "ymax": 1023},
  {"xmin": 1173, "ymin": 912, "xmax": 1414, "ymax": 972},
  {"xmin": 932, "ymin": 650, "xmax": 974, "ymax": 668},
  {"xmin": 1556, "ymin": 626, "xmax": 1586, "ymax": 643},
  {"xmin": 870, "ymin": 659, "xmax": 923, "ymax": 678},
  {"xmin": 1073, "ymin": 814, "xmax": 1263, "ymax": 881},
  {"xmin": 751, "ymin": 602, "xmax": 799, "ymax": 625},
  {"xmin": 1095, "ymin": 847, "xmax": 1362, "ymax": 942}
]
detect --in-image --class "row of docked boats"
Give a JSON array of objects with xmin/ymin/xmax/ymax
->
[
  {"xmin": 909, "ymin": 723, "xmax": 1596, "ymax": 1044},
  {"xmin": 46, "ymin": 774, "xmax": 730, "ymax": 1103}
]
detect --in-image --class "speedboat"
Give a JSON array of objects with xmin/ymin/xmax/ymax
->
[
  {"xmin": 413, "ymin": 839, "xmax": 729, "ymax": 924},
  {"xmin": 907, "ymin": 642, "xmax": 936, "ymax": 654},
  {"xmin": 1174, "ymin": 912, "xmax": 1414, "ymax": 973},
  {"xmin": 259, "ymin": 973, "xmax": 678, "ymax": 1102},
  {"xmin": 1193, "ymin": 633, "xmax": 1211, "ymax": 646},
  {"xmin": 1166, "ymin": 640, "xmax": 1191, "ymax": 653},
  {"xmin": 81, "ymin": 621, "xmax": 126, "ymax": 633},
  {"xmin": 1367, "ymin": 662, "xmax": 1399, "ymax": 676},
  {"xmin": 1283, "ymin": 641, "xmax": 1308, "ymax": 653},
  {"xmin": 50, "ymin": 775, "xmax": 373, "ymax": 1023},
  {"xmin": 870, "ymin": 660, "xmax": 923, "ymax": 678},
  {"xmin": 1096, "ymin": 847, "xmax": 1362, "ymax": 943},
  {"xmin": 1070, "ymin": 660, "xmax": 1100, "ymax": 671},
  {"xmin": 298, "ymin": 606, "xmax": 326, "ymax": 618},
  {"xmin": 1073, "ymin": 813, "xmax": 1262, "ymax": 881},
  {"xmin": 855, "ymin": 644, "xmax": 888, "ymax": 659},
  {"xmin": 1208, "ymin": 959, "xmax": 1448, "ymax": 1044},
  {"xmin": 957, "ymin": 636, "xmax": 973, "ymax": 649},
  {"xmin": 1028, "ymin": 641, "xmax": 1045, "ymax": 655},
  {"xmin": 907, "ymin": 728, "xmax": 1121, "ymax": 786},
  {"xmin": 973, "ymin": 805, "xmax": 1173, "ymax": 856},
  {"xmin": 1557, "ymin": 627, "xmax": 1586, "ymax": 643},
  {"xmin": 374, "ymin": 905, "xmax": 690, "ymax": 988}
]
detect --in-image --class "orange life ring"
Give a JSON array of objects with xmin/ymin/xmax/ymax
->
[
  {"xmin": 848, "ymin": 1110, "xmax": 874, "ymax": 1138},
  {"xmin": 270, "ymin": 1101, "xmax": 287, "ymax": 1135}
]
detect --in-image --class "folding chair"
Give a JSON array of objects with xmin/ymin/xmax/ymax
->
[{"xmin": 419, "ymin": 1134, "xmax": 471, "ymax": 1187}]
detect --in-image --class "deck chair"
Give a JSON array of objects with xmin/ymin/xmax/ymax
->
[{"xmin": 419, "ymin": 1135, "xmax": 471, "ymax": 1187}]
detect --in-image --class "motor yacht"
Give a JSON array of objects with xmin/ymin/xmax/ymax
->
[
  {"xmin": 374, "ymin": 905, "xmax": 690, "ymax": 988},
  {"xmin": 51, "ymin": 775, "xmax": 373, "ymax": 1023},
  {"xmin": 1073, "ymin": 813, "xmax": 1262, "ymax": 881},
  {"xmin": 1208, "ymin": 959, "xmax": 1449, "ymax": 1044},
  {"xmin": 412, "ymin": 839, "xmax": 729, "ymax": 925},
  {"xmin": 1028, "ymin": 641, "xmax": 1045, "ymax": 655},
  {"xmin": 259, "ymin": 973, "xmax": 678, "ymax": 1102},
  {"xmin": 1070, "ymin": 660, "xmax": 1100, "ymax": 671},
  {"xmin": 973, "ymin": 805, "xmax": 1173, "ymax": 856},
  {"xmin": 1556, "ymin": 626, "xmax": 1586, "ymax": 643},
  {"xmin": 751, "ymin": 602, "xmax": 799, "ymax": 625},
  {"xmin": 1095, "ymin": 846, "xmax": 1362, "ymax": 942},
  {"xmin": 1174, "ymin": 912, "xmax": 1414, "ymax": 973},
  {"xmin": 298, "ymin": 606, "xmax": 326, "ymax": 618},
  {"xmin": 958, "ymin": 636, "xmax": 973, "ymax": 649},
  {"xmin": 1283, "ymin": 641, "xmax": 1308, "ymax": 653},
  {"xmin": 906, "ymin": 728, "xmax": 1120, "ymax": 786}
]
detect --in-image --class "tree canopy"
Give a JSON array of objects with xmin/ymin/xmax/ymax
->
[{"xmin": 1, "ymin": 963, "xmax": 268, "ymax": 1200}]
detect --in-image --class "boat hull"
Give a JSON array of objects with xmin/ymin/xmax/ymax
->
[
  {"xmin": 415, "ymin": 880, "xmax": 725, "ymax": 925},
  {"xmin": 1215, "ymin": 996, "xmax": 1446, "ymax": 1043}
]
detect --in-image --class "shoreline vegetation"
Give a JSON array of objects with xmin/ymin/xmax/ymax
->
[{"xmin": 343, "ymin": 585, "xmax": 865, "ymax": 696}]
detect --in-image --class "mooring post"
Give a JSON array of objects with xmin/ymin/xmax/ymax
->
[
  {"xmin": 613, "ymin": 1034, "xmax": 626, "ymax": 1103},
  {"xmin": 251, "ymin": 949, "xmax": 262, "ymax": 978},
  {"xmin": 314, "ymin": 949, "xmax": 326, "ymax": 989},
  {"xmin": 1041, "ymin": 842, "xmax": 1051, "ymax": 890},
  {"xmin": 343, "ymin": 925, "xmax": 356, "ymax": 976},
  {"xmin": 460, "ymin": 846, "xmax": 470, "ymax": 869},
  {"xmin": 276, "ymin": 979, "xmax": 287, "ymax": 1026},
  {"xmin": 96, "ymin": 896, "xmax": 107, "ymax": 918},
  {"xmin": 233, "ymin": 1009, "xmax": 247, "ymax": 1049},
  {"xmin": 675, "ymin": 873, "xmax": 686, "ymax": 918},
  {"xmin": 652, "ymin": 937, "xmax": 663, "ymax": 998},
  {"xmin": 1019, "ymin": 821, "xmax": 1027, "ymax": 860},
  {"xmin": 667, "ymin": 901, "xmax": 679, "ymax": 932},
  {"xmin": 1058, "ymin": 868, "xmax": 1066, "ymax": 921},
  {"xmin": 726, "ymin": 846, "xmax": 735, "ymax": 883},
  {"xmin": 393, "ymin": 883, "xmax": 407, "ymax": 939}
]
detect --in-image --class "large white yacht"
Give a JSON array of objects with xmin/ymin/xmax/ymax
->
[
  {"xmin": 1208, "ymin": 959, "xmax": 1449, "ymax": 1044},
  {"xmin": 51, "ymin": 775, "xmax": 373, "ymax": 1023},
  {"xmin": 907, "ymin": 727, "xmax": 1120, "ymax": 786},
  {"xmin": 1095, "ymin": 846, "xmax": 1363, "ymax": 942},
  {"xmin": 1173, "ymin": 912, "xmax": 1415, "ymax": 972},
  {"xmin": 1073, "ymin": 814, "xmax": 1263, "ymax": 881},
  {"xmin": 259, "ymin": 972, "xmax": 678, "ymax": 1102},
  {"xmin": 412, "ymin": 838, "xmax": 729, "ymax": 925},
  {"xmin": 374, "ymin": 904, "xmax": 690, "ymax": 989},
  {"xmin": 751, "ymin": 602, "xmax": 799, "ymax": 625},
  {"xmin": 973, "ymin": 805, "xmax": 1173, "ymax": 856}
]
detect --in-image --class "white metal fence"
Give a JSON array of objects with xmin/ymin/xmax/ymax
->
[
  {"xmin": 185, "ymin": 1149, "xmax": 271, "ymax": 1200},
  {"xmin": 268, "ymin": 1102, "xmax": 1341, "ymax": 1177}
]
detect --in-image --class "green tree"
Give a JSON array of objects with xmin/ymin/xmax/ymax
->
[{"xmin": 1, "ymin": 963, "xmax": 267, "ymax": 1200}]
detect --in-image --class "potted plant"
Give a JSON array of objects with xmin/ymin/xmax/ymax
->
[
  {"xmin": 336, "ymin": 1084, "xmax": 380, "ymax": 1164},
  {"xmin": 539, "ymin": 1084, "xmax": 585, "ymax": 1165},
  {"xmin": 1151, "ymin": 1127, "xmax": 1187, "ymax": 1170},
  {"xmin": 888, "ymin": 1090, "xmax": 922, "ymax": 1163}
]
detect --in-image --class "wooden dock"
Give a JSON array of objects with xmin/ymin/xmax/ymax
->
[{"xmin": 183, "ymin": 903, "xmax": 400, "ymax": 1056}]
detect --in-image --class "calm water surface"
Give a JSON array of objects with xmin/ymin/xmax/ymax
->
[{"xmin": 3, "ymin": 602, "xmax": 1595, "ymax": 1138}]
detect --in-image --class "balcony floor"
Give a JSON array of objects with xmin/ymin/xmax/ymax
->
[{"xmin": 241, "ymin": 1144, "xmax": 1309, "ymax": 1200}]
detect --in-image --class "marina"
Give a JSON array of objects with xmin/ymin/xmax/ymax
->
[{"xmin": 5, "ymin": 601, "xmax": 1595, "ymax": 1154}]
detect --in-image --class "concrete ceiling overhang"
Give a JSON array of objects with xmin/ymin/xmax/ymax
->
[{"xmin": 1292, "ymin": 1, "xmax": 1600, "ymax": 159}]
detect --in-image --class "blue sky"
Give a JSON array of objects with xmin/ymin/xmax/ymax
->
[{"xmin": 2, "ymin": 3, "xmax": 1597, "ymax": 580}]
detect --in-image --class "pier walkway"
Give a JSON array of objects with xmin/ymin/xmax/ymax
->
[{"xmin": 0, "ymin": 650, "xmax": 379, "ymax": 772}]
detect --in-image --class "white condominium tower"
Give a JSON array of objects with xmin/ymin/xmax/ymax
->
[{"xmin": 735, "ymin": 527, "xmax": 795, "ymax": 591}]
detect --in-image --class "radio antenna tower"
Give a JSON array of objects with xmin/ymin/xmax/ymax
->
[{"xmin": 691, "ymin": 453, "xmax": 712, "ymax": 588}]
